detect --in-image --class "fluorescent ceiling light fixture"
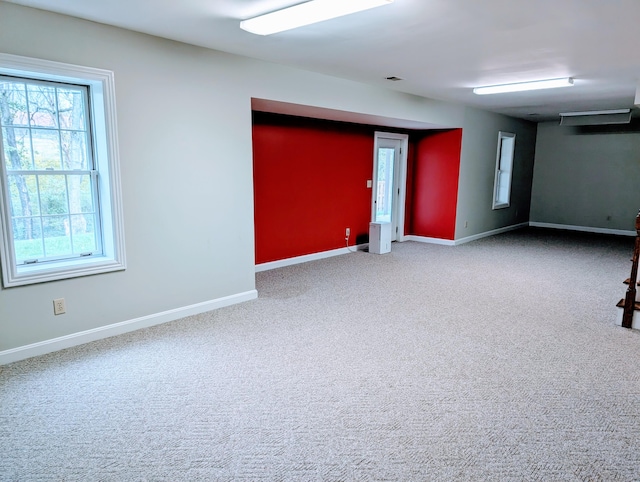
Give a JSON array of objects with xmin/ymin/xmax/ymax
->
[
  {"xmin": 559, "ymin": 108, "xmax": 630, "ymax": 117},
  {"xmin": 559, "ymin": 108, "xmax": 632, "ymax": 126},
  {"xmin": 473, "ymin": 78, "xmax": 573, "ymax": 95},
  {"xmin": 240, "ymin": 0, "xmax": 394, "ymax": 35}
]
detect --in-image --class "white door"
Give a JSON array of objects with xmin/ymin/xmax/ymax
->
[{"xmin": 372, "ymin": 137, "xmax": 402, "ymax": 241}]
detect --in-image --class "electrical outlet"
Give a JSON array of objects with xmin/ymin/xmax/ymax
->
[
  {"xmin": 464, "ymin": 221, "xmax": 468, "ymax": 228},
  {"xmin": 53, "ymin": 298, "xmax": 66, "ymax": 315},
  {"xmin": 345, "ymin": 228, "xmax": 350, "ymax": 237}
]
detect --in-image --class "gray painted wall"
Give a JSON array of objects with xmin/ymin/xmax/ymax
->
[
  {"xmin": 456, "ymin": 108, "xmax": 537, "ymax": 239},
  {"xmin": 0, "ymin": 2, "xmax": 538, "ymax": 355},
  {"xmin": 531, "ymin": 121, "xmax": 640, "ymax": 231}
]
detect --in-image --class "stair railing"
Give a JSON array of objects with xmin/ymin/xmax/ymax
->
[{"xmin": 621, "ymin": 210, "xmax": 640, "ymax": 329}]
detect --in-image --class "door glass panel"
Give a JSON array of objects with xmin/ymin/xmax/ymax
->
[{"xmin": 375, "ymin": 147, "xmax": 395, "ymax": 223}]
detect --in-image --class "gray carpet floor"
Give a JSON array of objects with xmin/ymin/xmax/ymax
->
[{"xmin": 1, "ymin": 228, "xmax": 640, "ymax": 481}]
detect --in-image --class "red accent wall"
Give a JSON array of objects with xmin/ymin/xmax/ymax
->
[
  {"xmin": 252, "ymin": 113, "xmax": 374, "ymax": 264},
  {"xmin": 404, "ymin": 139, "xmax": 417, "ymax": 236},
  {"xmin": 408, "ymin": 129, "xmax": 462, "ymax": 240},
  {"xmin": 253, "ymin": 113, "xmax": 463, "ymax": 263}
]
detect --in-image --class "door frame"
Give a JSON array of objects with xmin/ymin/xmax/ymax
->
[{"xmin": 371, "ymin": 131, "xmax": 409, "ymax": 242}]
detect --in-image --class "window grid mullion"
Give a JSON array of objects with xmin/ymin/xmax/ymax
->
[
  {"xmin": 37, "ymin": 216, "xmax": 45, "ymax": 262},
  {"xmin": 64, "ymin": 174, "xmax": 74, "ymax": 254},
  {"xmin": 24, "ymin": 83, "xmax": 36, "ymax": 170},
  {"xmin": 35, "ymin": 173, "xmax": 45, "ymax": 260},
  {"xmin": 55, "ymin": 86, "xmax": 64, "ymax": 170},
  {"xmin": 8, "ymin": 170, "xmax": 92, "ymax": 175}
]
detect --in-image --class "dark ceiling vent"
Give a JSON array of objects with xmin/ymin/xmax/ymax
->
[{"xmin": 385, "ymin": 76, "xmax": 403, "ymax": 81}]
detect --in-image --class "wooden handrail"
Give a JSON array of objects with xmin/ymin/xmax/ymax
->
[{"xmin": 621, "ymin": 210, "xmax": 640, "ymax": 328}]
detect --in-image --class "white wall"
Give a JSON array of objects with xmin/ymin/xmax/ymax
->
[
  {"xmin": 0, "ymin": 4, "xmax": 261, "ymax": 356},
  {"xmin": 531, "ymin": 121, "xmax": 640, "ymax": 232},
  {"xmin": 0, "ymin": 2, "xmax": 539, "ymax": 360}
]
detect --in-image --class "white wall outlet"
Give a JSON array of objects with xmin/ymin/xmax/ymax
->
[
  {"xmin": 53, "ymin": 298, "xmax": 66, "ymax": 315},
  {"xmin": 464, "ymin": 221, "xmax": 468, "ymax": 228},
  {"xmin": 366, "ymin": 180, "xmax": 372, "ymax": 188},
  {"xmin": 345, "ymin": 228, "xmax": 350, "ymax": 237}
]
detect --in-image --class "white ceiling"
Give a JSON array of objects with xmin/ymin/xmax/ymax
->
[{"xmin": 6, "ymin": 0, "xmax": 640, "ymax": 122}]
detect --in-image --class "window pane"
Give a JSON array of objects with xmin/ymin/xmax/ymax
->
[
  {"xmin": 57, "ymin": 88, "xmax": 85, "ymax": 130},
  {"xmin": 8, "ymin": 174, "xmax": 40, "ymax": 216},
  {"xmin": 67, "ymin": 174, "xmax": 94, "ymax": 214},
  {"xmin": 375, "ymin": 147, "xmax": 395, "ymax": 223},
  {"xmin": 39, "ymin": 174, "xmax": 68, "ymax": 215},
  {"xmin": 43, "ymin": 215, "xmax": 71, "ymax": 257},
  {"xmin": 27, "ymin": 84, "xmax": 58, "ymax": 128},
  {"xmin": 32, "ymin": 129, "xmax": 62, "ymax": 169},
  {"xmin": 71, "ymin": 214, "xmax": 96, "ymax": 253},
  {"xmin": 499, "ymin": 137, "xmax": 514, "ymax": 172},
  {"xmin": 0, "ymin": 80, "xmax": 28, "ymax": 126},
  {"xmin": 60, "ymin": 131, "xmax": 88, "ymax": 169},
  {"xmin": 12, "ymin": 217, "xmax": 44, "ymax": 261},
  {"xmin": 2, "ymin": 127, "xmax": 33, "ymax": 170}
]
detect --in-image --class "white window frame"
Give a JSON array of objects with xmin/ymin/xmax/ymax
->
[
  {"xmin": 0, "ymin": 53, "xmax": 126, "ymax": 287},
  {"xmin": 492, "ymin": 131, "xmax": 515, "ymax": 210}
]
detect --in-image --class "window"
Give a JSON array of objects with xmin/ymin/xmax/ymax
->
[
  {"xmin": 492, "ymin": 131, "xmax": 515, "ymax": 209},
  {"xmin": 0, "ymin": 54, "xmax": 125, "ymax": 287}
]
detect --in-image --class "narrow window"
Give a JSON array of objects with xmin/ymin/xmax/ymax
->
[
  {"xmin": 492, "ymin": 131, "xmax": 515, "ymax": 209},
  {"xmin": 0, "ymin": 54, "xmax": 125, "ymax": 287}
]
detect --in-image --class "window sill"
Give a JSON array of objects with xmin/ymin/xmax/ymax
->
[{"xmin": 3, "ymin": 256, "xmax": 125, "ymax": 287}]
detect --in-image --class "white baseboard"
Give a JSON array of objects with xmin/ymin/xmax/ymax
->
[
  {"xmin": 256, "ymin": 245, "xmax": 366, "ymax": 272},
  {"xmin": 529, "ymin": 222, "xmax": 635, "ymax": 237},
  {"xmin": 404, "ymin": 235, "xmax": 455, "ymax": 246},
  {"xmin": 0, "ymin": 290, "xmax": 258, "ymax": 366},
  {"xmin": 257, "ymin": 221, "xmax": 624, "ymax": 269},
  {"xmin": 454, "ymin": 222, "xmax": 529, "ymax": 245}
]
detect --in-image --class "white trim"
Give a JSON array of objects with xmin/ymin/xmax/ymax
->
[
  {"xmin": 404, "ymin": 235, "xmax": 456, "ymax": 246},
  {"xmin": 256, "ymin": 244, "xmax": 367, "ymax": 272},
  {"xmin": 406, "ymin": 223, "xmax": 528, "ymax": 246},
  {"xmin": 0, "ymin": 290, "xmax": 257, "ymax": 366},
  {"xmin": 0, "ymin": 53, "xmax": 126, "ymax": 287},
  {"xmin": 529, "ymin": 222, "xmax": 635, "ymax": 237},
  {"xmin": 455, "ymin": 222, "xmax": 528, "ymax": 245},
  {"xmin": 372, "ymin": 132, "xmax": 409, "ymax": 242}
]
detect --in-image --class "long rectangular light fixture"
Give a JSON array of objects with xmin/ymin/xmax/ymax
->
[
  {"xmin": 240, "ymin": 0, "xmax": 393, "ymax": 36},
  {"xmin": 473, "ymin": 77, "xmax": 573, "ymax": 95},
  {"xmin": 559, "ymin": 109, "xmax": 631, "ymax": 126},
  {"xmin": 559, "ymin": 108, "xmax": 630, "ymax": 117}
]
